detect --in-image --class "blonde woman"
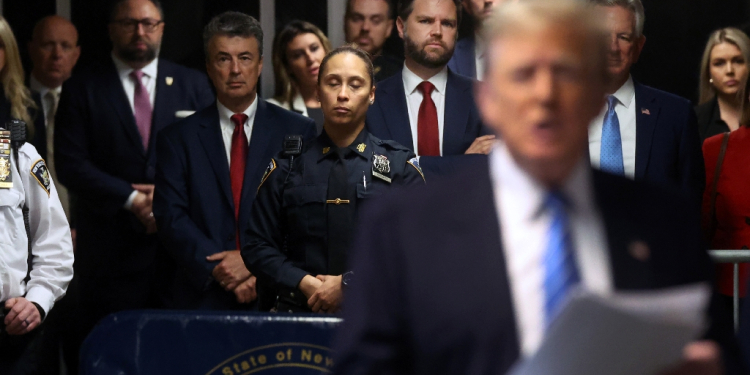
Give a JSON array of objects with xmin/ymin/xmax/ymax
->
[
  {"xmin": 696, "ymin": 27, "xmax": 750, "ymax": 141},
  {"xmin": 268, "ymin": 20, "xmax": 331, "ymax": 133},
  {"xmin": 0, "ymin": 17, "xmax": 39, "ymax": 137}
]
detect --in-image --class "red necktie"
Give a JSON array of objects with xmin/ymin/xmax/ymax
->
[
  {"xmin": 230, "ymin": 113, "xmax": 249, "ymax": 249},
  {"xmin": 417, "ymin": 81, "xmax": 439, "ymax": 156}
]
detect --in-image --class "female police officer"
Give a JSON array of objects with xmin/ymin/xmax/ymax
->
[{"xmin": 242, "ymin": 46, "xmax": 424, "ymax": 313}]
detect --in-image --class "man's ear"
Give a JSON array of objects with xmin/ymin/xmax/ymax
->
[{"xmin": 396, "ymin": 17, "xmax": 405, "ymax": 39}]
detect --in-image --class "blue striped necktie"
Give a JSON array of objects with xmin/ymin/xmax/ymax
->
[
  {"xmin": 600, "ymin": 95, "xmax": 624, "ymax": 175},
  {"xmin": 543, "ymin": 190, "xmax": 580, "ymax": 325}
]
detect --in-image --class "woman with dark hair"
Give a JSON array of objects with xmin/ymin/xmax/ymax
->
[
  {"xmin": 268, "ymin": 20, "xmax": 331, "ymax": 133},
  {"xmin": 243, "ymin": 46, "xmax": 424, "ymax": 313},
  {"xmin": 696, "ymin": 28, "xmax": 750, "ymax": 141}
]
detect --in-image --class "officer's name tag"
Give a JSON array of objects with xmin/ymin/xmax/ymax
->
[
  {"xmin": 372, "ymin": 154, "xmax": 391, "ymax": 183},
  {"xmin": 0, "ymin": 131, "xmax": 11, "ymax": 189}
]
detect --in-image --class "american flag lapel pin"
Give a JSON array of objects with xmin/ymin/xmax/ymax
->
[{"xmin": 641, "ymin": 108, "xmax": 650, "ymax": 115}]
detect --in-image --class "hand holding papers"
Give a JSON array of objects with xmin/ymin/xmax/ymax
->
[{"xmin": 510, "ymin": 283, "xmax": 711, "ymax": 375}]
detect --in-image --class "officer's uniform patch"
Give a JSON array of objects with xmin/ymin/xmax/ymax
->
[
  {"xmin": 257, "ymin": 159, "xmax": 277, "ymax": 191},
  {"xmin": 31, "ymin": 159, "xmax": 51, "ymax": 196},
  {"xmin": 407, "ymin": 157, "xmax": 425, "ymax": 182}
]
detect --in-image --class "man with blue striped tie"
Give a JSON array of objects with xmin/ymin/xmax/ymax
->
[
  {"xmin": 334, "ymin": 1, "xmax": 733, "ymax": 374},
  {"xmin": 588, "ymin": 0, "xmax": 704, "ymax": 212}
]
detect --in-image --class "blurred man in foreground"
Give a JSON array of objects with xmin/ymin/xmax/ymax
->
[{"xmin": 334, "ymin": 1, "xmax": 730, "ymax": 374}]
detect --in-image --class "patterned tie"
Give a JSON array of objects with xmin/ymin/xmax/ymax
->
[
  {"xmin": 44, "ymin": 91, "xmax": 69, "ymax": 217},
  {"xmin": 600, "ymin": 95, "xmax": 624, "ymax": 175},
  {"xmin": 417, "ymin": 81, "xmax": 439, "ymax": 156},
  {"xmin": 543, "ymin": 190, "xmax": 580, "ymax": 325},
  {"xmin": 229, "ymin": 113, "xmax": 249, "ymax": 250},
  {"xmin": 130, "ymin": 70, "xmax": 153, "ymax": 151}
]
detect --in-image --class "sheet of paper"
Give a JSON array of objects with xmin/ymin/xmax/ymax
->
[{"xmin": 509, "ymin": 283, "xmax": 710, "ymax": 375}]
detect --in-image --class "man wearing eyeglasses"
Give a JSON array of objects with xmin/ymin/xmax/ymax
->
[{"xmin": 54, "ymin": 0, "xmax": 214, "ymax": 351}]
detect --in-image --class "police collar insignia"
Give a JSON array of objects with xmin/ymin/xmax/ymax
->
[
  {"xmin": 322, "ymin": 147, "xmax": 330, "ymax": 154},
  {"xmin": 31, "ymin": 159, "xmax": 51, "ymax": 196},
  {"xmin": 356, "ymin": 143, "xmax": 366, "ymax": 153},
  {"xmin": 372, "ymin": 154, "xmax": 391, "ymax": 183}
]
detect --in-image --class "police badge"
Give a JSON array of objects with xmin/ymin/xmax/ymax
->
[{"xmin": 372, "ymin": 154, "xmax": 391, "ymax": 183}]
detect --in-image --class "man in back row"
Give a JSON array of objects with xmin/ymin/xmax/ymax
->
[
  {"xmin": 366, "ymin": 0, "xmax": 493, "ymax": 177},
  {"xmin": 54, "ymin": 0, "xmax": 214, "ymax": 346},
  {"xmin": 334, "ymin": 0, "xmax": 732, "ymax": 373},
  {"xmin": 344, "ymin": 0, "xmax": 401, "ymax": 82}
]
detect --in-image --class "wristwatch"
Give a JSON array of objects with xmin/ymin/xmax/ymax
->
[{"xmin": 341, "ymin": 271, "xmax": 354, "ymax": 288}]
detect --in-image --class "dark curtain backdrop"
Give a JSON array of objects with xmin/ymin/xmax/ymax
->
[{"xmin": 3, "ymin": 0, "xmax": 749, "ymax": 103}]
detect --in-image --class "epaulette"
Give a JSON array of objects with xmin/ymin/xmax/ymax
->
[{"xmin": 375, "ymin": 139, "xmax": 412, "ymax": 152}]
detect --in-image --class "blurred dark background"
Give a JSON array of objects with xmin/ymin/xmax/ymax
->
[{"xmin": 3, "ymin": 0, "xmax": 749, "ymax": 103}]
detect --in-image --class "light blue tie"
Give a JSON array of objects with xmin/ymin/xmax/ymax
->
[
  {"xmin": 543, "ymin": 191, "xmax": 581, "ymax": 325},
  {"xmin": 600, "ymin": 95, "xmax": 624, "ymax": 175}
]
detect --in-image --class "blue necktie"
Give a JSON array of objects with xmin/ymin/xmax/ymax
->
[
  {"xmin": 543, "ymin": 191, "xmax": 581, "ymax": 325},
  {"xmin": 600, "ymin": 95, "xmax": 624, "ymax": 175}
]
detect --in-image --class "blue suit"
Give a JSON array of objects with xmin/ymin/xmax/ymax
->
[
  {"xmin": 153, "ymin": 100, "xmax": 315, "ymax": 310},
  {"xmin": 366, "ymin": 68, "xmax": 489, "ymax": 176},
  {"xmin": 333, "ymin": 159, "xmax": 737, "ymax": 375},
  {"xmin": 447, "ymin": 36, "xmax": 477, "ymax": 79},
  {"xmin": 632, "ymin": 82, "xmax": 704, "ymax": 211},
  {"xmin": 54, "ymin": 58, "xmax": 214, "ymax": 327}
]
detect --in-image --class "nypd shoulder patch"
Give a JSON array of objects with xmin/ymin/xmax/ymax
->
[
  {"xmin": 30, "ymin": 159, "xmax": 51, "ymax": 196},
  {"xmin": 407, "ymin": 157, "xmax": 425, "ymax": 182},
  {"xmin": 257, "ymin": 159, "xmax": 277, "ymax": 191}
]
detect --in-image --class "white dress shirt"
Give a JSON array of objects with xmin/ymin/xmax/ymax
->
[
  {"xmin": 0, "ymin": 143, "xmax": 74, "ymax": 316},
  {"xmin": 217, "ymin": 98, "xmax": 258, "ymax": 163},
  {"xmin": 112, "ymin": 54, "xmax": 158, "ymax": 113},
  {"xmin": 474, "ymin": 36, "xmax": 485, "ymax": 82},
  {"xmin": 402, "ymin": 64, "xmax": 448, "ymax": 155},
  {"xmin": 588, "ymin": 75, "xmax": 637, "ymax": 178},
  {"xmin": 29, "ymin": 76, "xmax": 61, "ymax": 128},
  {"xmin": 489, "ymin": 141, "xmax": 612, "ymax": 357}
]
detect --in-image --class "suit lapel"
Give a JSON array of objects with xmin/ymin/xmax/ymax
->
[
  {"xmin": 150, "ymin": 61, "xmax": 176, "ymax": 154},
  {"xmin": 457, "ymin": 37, "xmax": 477, "ymax": 78},
  {"xmin": 377, "ymin": 77, "xmax": 414, "ymax": 150},
  {"xmin": 198, "ymin": 104, "xmax": 234, "ymax": 209},
  {"xmin": 634, "ymin": 82, "xmax": 659, "ymax": 180},
  {"xmin": 99, "ymin": 60, "xmax": 145, "ymax": 156},
  {"xmin": 593, "ymin": 171, "xmax": 654, "ymax": 289},
  {"xmin": 240, "ymin": 99, "xmax": 274, "ymax": 217},
  {"xmin": 443, "ymin": 70, "xmax": 471, "ymax": 155}
]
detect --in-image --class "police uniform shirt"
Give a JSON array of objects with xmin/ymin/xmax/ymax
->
[
  {"xmin": 243, "ymin": 129, "xmax": 425, "ymax": 292},
  {"xmin": 0, "ymin": 143, "xmax": 74, "ymax": 316}
]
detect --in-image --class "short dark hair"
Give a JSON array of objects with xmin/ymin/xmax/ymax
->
[
  {"xmin": 110, "ymin": 0, "xmax": 164, "ymax": 22},
  {"xmin": 203, "ymin": 11, "xmax": 264, "ymax": 60},
  {"xmin": 346, "ymin": 0, "xmax": 395, "ymax": 20},
  {"xmin": 318, "ymin": 45, "xmax": 375, "ymax": 88},
  {"xmin": 397, "ymin": 0, "xmax": 461, "ymax": 25}
]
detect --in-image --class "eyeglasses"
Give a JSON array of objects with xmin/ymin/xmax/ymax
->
[{"xmin": 112, "ymin": 18, "xmax": 163, "ymax": 33}]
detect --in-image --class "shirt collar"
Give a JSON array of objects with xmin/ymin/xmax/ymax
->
[
  {"xmin": 29, "ymin": 75, "xmax": 61, "ymax": 97},
  {"xmin": 402, "ymin": 64, "xmax": 448, "ymax": 96},
  {"xmin": 112, "ymin": 53, "xmax": 159, "ymax": 81},
  {"xmin": 317, "ymin": 128, "xmax": 369, "ymax": 161},
  {"xmin": 490, "ymin": 141, "xmax": 595, "ymax": 222},
  {"xmin": 610, "ymin": 75, "xmax": 635, "ymax": 109},
  {"xmin": 217, "ymin": 96, "xmax": 258, "ymax": 129}
]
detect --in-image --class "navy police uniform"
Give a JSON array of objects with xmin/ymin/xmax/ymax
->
[{"xmin": 242, "ymin": 129, "xmax": 424, "ymax": 311}]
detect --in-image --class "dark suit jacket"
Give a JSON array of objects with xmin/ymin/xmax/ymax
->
[
  {"xmin": 447, "ymin": 36, "xmax": 476, "ymax": 79},
  {"xmin": 334, "ymin": 158, "xmax": 736, "ymax": 375},
  {"xmin": 632, "ymin": 82, "xmax": 705, "ymax": 212},
  {"xmin": 54, "ymin": 58, "xmax": 214, "ymax": 279},
  {"xmin": 153, "ymin": 100, "xmax": 315, "ymax": 310},
  {"xmin": 366, "ymin": 68, "xmax": 489, "ymax": 176}
]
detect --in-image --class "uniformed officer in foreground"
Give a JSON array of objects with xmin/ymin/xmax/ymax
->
[
  {"xmin": 0, "ymin": 122, "xmax": 73, "ymax": 372},
  {"xmin": 243, "ymin": 45, "xmax": 424, "ymax": 313}
]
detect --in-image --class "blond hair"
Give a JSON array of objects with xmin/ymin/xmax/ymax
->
[
  {"xmin": 481, "ymin": 0, "xmax": 610, "ymax": 86},
  {"xmin": 272, "ymin": 21, "xmax": 332, "ymax": 111},
  {"xmin": 0, "ymin": 17, "xmax": 36, "ymax": 131}
]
